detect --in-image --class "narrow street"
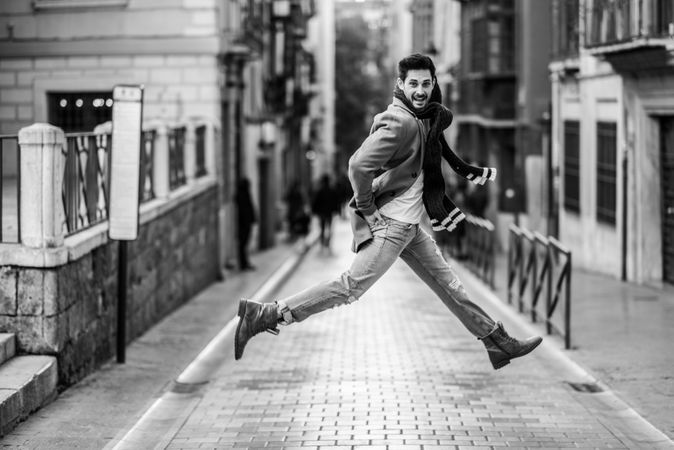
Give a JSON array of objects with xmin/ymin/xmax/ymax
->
[{"xmin": 135, "ymin": 219, "xmax": 637, "ymax": 449}]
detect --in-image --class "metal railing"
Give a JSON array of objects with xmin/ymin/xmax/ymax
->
[
  {"xmin": 585, "ymin": 0, "xmax": 674, "ymax": 47},
  {"xmin": 62, "ymin": 132, "xmax": 111, "ymax": 234},
  {"xmin": 62, "ymin": 128, "xmax": 159, "ymax": 236},
  {"xmin": 168, "ymin": 125, "xmax": 186, "ymax": 190},
  {"xmin": 195, "ymin": 125, "xmax": 207, "ymax": 178},
  {"xmin": 140, "ymin": 129, "xmax": 156, "ymax": 202},
  {"xmin": 464, "ymin": 215, "xmax": 496, "ymax": 288},
  {"xmin": 440, "ymin": 214, "xmax": 496, "ymax": 288},
  {"xmin": 0, "ymin": 134, "xmax": 19, "ymax": 243},
  {"xmin": 507, "ymin": 224, "xmax": 572, "ymax": 349}
]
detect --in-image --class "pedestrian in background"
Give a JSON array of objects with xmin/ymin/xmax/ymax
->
[
  {"xmin": 284, "ymin": 180, "xmax": 310, "ymax": 241},
  {"xmin": 235, "ymin": 177, "xmax": 257, "ymax": 271},
  {"xmin": 235, "ymin": 53, "xmax": 542, "ymax": 371},
  {"xmin": 311, "ymin": 174, "xmax": 341, "ymax": 250}
]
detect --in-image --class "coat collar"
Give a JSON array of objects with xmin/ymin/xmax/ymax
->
[{"xmin": 392, "ymin": 97, "xmax": 417, "ymax": 118}]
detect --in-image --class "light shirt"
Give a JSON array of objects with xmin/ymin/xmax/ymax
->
[{"xmin": 379, "ymin": 171, "xmax": 425, "ymax": 224}]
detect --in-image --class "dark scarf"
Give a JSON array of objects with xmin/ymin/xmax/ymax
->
[{"xmin": 392, "ymin": 83, "xmax": 496, "ymax": 232}]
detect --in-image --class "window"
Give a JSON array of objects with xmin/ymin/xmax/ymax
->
[
  {"xmin": 470, "ymin": 13, "xmax": 514, "ymax": 74},
  {"xmin": 563, "ymin": 120, "xmax": 580, "ymax": 213},
  {"xmin": 48, "ymin": 92, "xmax": 113, "ymax": 133},
  {"xmin": 596, "ymin": 121, "xmax": 617, "ymax": 225}
]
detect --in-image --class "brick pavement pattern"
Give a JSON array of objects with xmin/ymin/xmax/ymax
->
[{"xmin": 165, "ymin": 221, "xmax": 628, "ymax": 450}]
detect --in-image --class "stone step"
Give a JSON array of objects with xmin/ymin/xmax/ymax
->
[
  {"xmin": 0, "ymin": 334, "xmax": 16, "ymax": 366},
  {"xmin": 0, "ymin": 355, "xmax": 57, "ymax": 436}
]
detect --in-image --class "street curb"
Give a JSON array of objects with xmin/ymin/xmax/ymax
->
[
  {"xmin": 454, "ymin": 261, "xmax": 674, "ymax": 449},
  {"xmin": 103, "ymin": 233, "xmax": 319, "ymax": 450}
]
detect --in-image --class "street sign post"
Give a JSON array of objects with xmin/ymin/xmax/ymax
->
[{"xmin": 109, "ymin": 84, "xmax": 144, "ymax": 363}]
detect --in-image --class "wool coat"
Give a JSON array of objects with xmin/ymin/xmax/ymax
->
[{"xmin": 348, "ymin": 97, "xmax": 432, "ymax": 252}]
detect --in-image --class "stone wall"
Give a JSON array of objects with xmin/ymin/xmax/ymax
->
[{"xmin": 0, "ymin": 185, "xmax": 219, "ymax": 386}]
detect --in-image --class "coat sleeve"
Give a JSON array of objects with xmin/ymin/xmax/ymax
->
[{"xmin": 348, "ymin": 111, "xmax": 410, "ymax": 215}]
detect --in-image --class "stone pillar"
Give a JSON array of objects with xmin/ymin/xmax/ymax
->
[
  {"xmin": 153, "ymin": 124, "xmax": 170, "ymax": 199},
  {"xmin": 17, "ymin": 123, "xmax": 66, "ymax": 248},
  {"xmin": 205, "ymin": 120, "xmax": 217, "ymax": 177}
]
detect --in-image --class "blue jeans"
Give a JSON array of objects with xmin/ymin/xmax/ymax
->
[{"xmin": 280, "ymin": 216, "xmax": 496, "ymax": 338}]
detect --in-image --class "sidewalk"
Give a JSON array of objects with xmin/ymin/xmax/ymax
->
[
  {"xmin": 486, "ymin": 250, "xmax": 674, "ymax": 440},
  {"xmin": 0, "ymin": 233, "xmax": 308, "ymax": 449}
]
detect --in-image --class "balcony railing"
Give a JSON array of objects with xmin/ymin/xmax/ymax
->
[
  {"xmin": 553, "ymin": 0, "xmax": 580, "ymax": 59},
  {"xmin": 585, "ymin": 0, "xmax": 674, "ymax": 47}
]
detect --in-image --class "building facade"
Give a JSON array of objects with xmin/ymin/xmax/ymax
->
[
  {"xmin": 447, "ymin": 0, "xmax": 552, "ymax": 247},
  {"xmin": 0, "ymin": 0, "xmax": 323, "ymax": 264},
  {"xmin": 550, "ymin": 0, "xmax": 674, "ymax": 285}
]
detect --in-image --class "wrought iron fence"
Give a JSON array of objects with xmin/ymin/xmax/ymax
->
[
  {"xmin": 140, "ymin": 129, "xmax": 156, "ymax": 202},
  {"xmin": 62, "ymin": 132, "xmax": 111, "ymax": 235},
  {"xmin": 0, "ymin": 134, "xmax": 19, "ymax": 243},
  {"xmin": 439, "ymin": 214, "xmax": 496, "ymax": 287},
  {"xmin": 62, "ymin": 128, "xmax": 157, "ymax": 236},
  {"xmin": 507, "ymin": 224, "xmax": 572, "ymax": 349},
  {"xmin": 195, "ymin": 125, "xmax": 207, "ymax": 178},
  {"xmin": 585, "ymin": 0, "xmax": 674, "ymax": 47},
  {"xmin": 464, "ymin": 215, "xmax": 496, "ymax": 288},
  {"xmin": 3, "ymin": 121, "xmax": 196, "ymax": 241},
  {"xmin": 168, "ymin": 125, "xmax": 186, "ymax": 190}
]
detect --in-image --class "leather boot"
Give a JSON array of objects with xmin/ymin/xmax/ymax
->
[
  {"xmin": 234, "ymin": 299, "xmax": 280, "ymax": 360},
  {"xmin": 479, "ymin": 322, "xmax": 542, "ymax": 370}
]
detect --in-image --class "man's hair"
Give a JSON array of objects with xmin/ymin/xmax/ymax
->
[{"xmin": 398, "ymin": 53, "xmax": 436, "ymax": 81}]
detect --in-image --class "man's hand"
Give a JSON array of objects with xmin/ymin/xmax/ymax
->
[{"xmin": 364, "ymin": 209, "xmax": 384, "ymax": 227}]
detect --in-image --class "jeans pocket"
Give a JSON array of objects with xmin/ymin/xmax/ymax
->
[{"xmin": 369, "ymin": 217, "xmax": 389, "ymax": 234}]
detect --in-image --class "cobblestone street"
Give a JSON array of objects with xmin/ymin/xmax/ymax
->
[{"xmin": 161, "ymin": 221, "xmax": 634, "ymax": 449}]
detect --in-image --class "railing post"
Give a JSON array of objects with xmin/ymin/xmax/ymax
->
[
  {"xmin": 546, "ymin": 241, "xmax": 553, "ymax": 335},
  {"xmin": 17, "ymin": 123, "xmax": 66, "ymax": 248},
  {"xmin": 565, "ymin": 252, "xmax": 572, "ymax": 349},
  {"xmin": 153, "ymin": 123, "xmax": 170, "ymax": 199}
]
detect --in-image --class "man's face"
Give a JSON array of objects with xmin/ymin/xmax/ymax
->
[{"xmin": 397, "ymin": 69, "xmax": 435, "ymax": 110}]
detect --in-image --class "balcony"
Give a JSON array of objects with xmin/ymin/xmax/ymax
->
[
  {"xmin": 585, "ymin": 0, "xmax": 674, "ymax": 73},
  {"xmin": 552, "ymin": 0, "xmax": 580, "ymax": 64}
]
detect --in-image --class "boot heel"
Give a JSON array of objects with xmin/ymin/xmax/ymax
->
[
  {"xmin": 489, "ymin": 353, "xmax": 510, "ymax": 370},
  {"xmin": 238, "ymin": 299, "xmax": 247, "ymax": 318}
]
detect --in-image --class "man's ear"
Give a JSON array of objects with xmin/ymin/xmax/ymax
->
[{"xmin": 396, "ymin": 78, "xmax": 404, "ymax": 89}]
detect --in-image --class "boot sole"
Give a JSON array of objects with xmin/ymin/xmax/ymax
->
[
  {"xmin": 234, "ymin": 299, "xmax": 247, "ymax": 360},
  {"xmin": 490, "ymin": 336, "xmax": 543, "ymax": 370}
]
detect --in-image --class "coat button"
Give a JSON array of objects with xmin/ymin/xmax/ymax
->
[{"xmin": 412, "ymin": 172, "xmax": 417, "ymax": 178}]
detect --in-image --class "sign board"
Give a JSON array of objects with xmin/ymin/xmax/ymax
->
[{"xmin": 109, "ymin": 85, "xmax": 143, "ymax": 241}]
